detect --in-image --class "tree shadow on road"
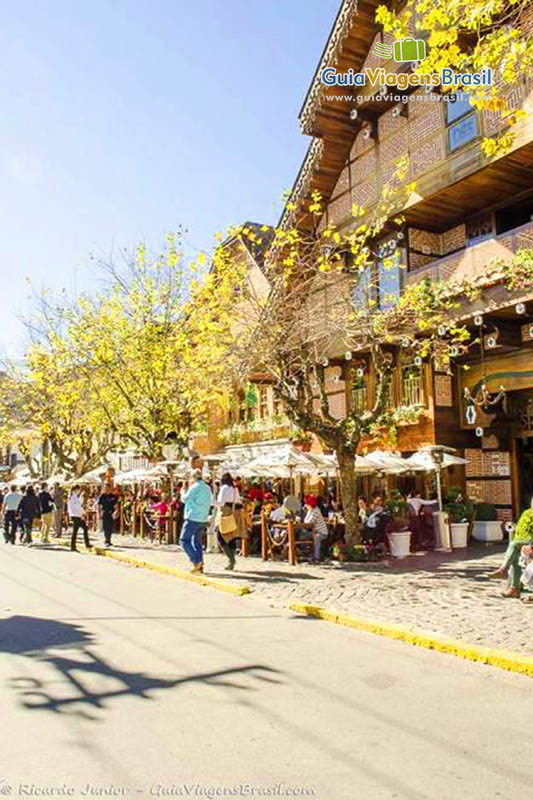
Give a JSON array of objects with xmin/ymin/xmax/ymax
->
[{"xmin": 1, "ymin": 615, "xmax": 282, "ymax": 721}]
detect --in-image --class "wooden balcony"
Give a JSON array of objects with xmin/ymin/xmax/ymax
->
[{"xmin": 405, "ymin": 220, "xmax": 533, "ymax": 287}]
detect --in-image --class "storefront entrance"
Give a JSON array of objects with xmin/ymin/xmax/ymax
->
[{"xmin": 517, "ymin": 436, "xmax": 533, "ymax": 511}]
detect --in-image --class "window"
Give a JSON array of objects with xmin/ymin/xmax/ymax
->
[
  {"xmin": 273, "ymin": 393, "xmax": 284, "ymax": 418},
  {"xmin": 401, "ymin": 364, "xmax": 423, "ymax": 406},
  {"xmin": 445, "ymin": 92, "xmax": 472, "ymax": 124},
  {"xmin": 352, "ymin": 264, "xmax": 373, "ymax": 309},
  {"xmin": 377, "ymin": 247, "xmax": 403, "ymax": 309},
  {"xmin": 466, "ymin": 213, "xmax": 493, "ymax": 247},
  {"xmin": 350, "ymin": 367, "xmax": 368, "ymax": 414},
  {"xmin": 445, "ymin": 92, "xmax": 478, "ymax": 152},
  {"xmin": 258, "ymin": 385, "xmax": 269, "ymax": 419}
]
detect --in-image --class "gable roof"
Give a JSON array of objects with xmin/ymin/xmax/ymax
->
[{"xmin": 282, "ymin": 0, "xmax": 383, "ymax": 231}]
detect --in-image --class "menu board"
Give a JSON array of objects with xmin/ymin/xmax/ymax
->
[
  {"xmin": 435, "ymin": 374, "xmax": 453, "ymax": 407},
  {"xmin": 466, "ymin": 480, "xmax": 513, "ymax": 505},
  {"xmin": 465, "ymin": 449, "xmax": 510, "ymax": 477},
  {"xmin": 465, "ymin": 448, "xmax": 513, "ymax": 513}
]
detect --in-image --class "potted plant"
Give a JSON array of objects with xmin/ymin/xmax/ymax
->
[
  {"xmin": 386, "ymin": 489, "xmax": 412, "ymax": 558},
  {"xmin": 472, "ymin": 503, "xmax": 503, "ymax": 542},
  {"xmin": 444, "ymin": 486, "xmax": 474, "ymax": 548},
  {"xmin": 332, "ymin": 540, "xmax": 347, "ymax": 562}
]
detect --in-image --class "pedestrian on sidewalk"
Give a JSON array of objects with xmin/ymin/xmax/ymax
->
[
  {"xmin": 215, "ymin": 472, "xmax": 245, "ymax": 571},
  {"xmin": 180, "ymin": 469, "xmax": 212, "ymax": 573},
  {"xmin": 68, "ymin": 485, "xmax": 90, "ymax": 551},
  {"xmin": 98, "ymin": 483, "xmax": 118, "ymax": 547},
  {"xmin": 18, "ymin": 485, "xmax": 41, "ymax": 545},
  {"xmin": 52, "ymin": 483, "xmax": 65, "ymax": 538},
  {"xmin": 38, "ymin": 483, "xmax": 54, "ymax": 544},
  {"xmin": 2, "ymin": 485, "xmax": 22, "ymax": 544}
]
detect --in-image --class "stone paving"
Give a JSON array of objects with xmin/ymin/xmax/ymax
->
[{"xmin": 81, "ymin": 532, "xmax": 533, "ymax": 655}]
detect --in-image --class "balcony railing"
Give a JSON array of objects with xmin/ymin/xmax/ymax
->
[{"xmin": 405, "ymin": 220, "xmax": 533, "ymax": 288}]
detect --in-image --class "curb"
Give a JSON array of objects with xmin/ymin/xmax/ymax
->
[
  {"xmin": 289, "ymin": 603, "xmax": 533, "ymax": 678},
  {"xmin": 54, "ymin": 539, "xmax": 251, "ymax": 597}
]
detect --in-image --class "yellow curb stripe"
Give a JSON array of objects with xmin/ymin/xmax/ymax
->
[
  {"xmin": 289, "ymin": 603, "xmax": 533, "ymax": 678},
  {"xmin": 54, "ymin": 538, "xmax": 251, "ymax": 596}
]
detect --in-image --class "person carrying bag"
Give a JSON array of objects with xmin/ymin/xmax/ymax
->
[{"xmin": 216, "ymin": 473, "xmax": 246, "ymax": 571}]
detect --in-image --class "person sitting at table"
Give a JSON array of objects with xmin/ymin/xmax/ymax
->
[
  {"xmin": 362, "ymin": 494, "xmax": 387, "ymax": 545},
  {"xmin": 301, "ymin": 495, "xmax": 329, "ymax": 564},
  {"xmin": 152, "ymin": 494, "xmax": 169, "ymax": 542},
  {"xmin": 487, "ymin": 504, "xmax": 533, "ymax": 598},
  {"xmin": 358, "ymin": 496, "xmax": 368, "ymax": 525}
]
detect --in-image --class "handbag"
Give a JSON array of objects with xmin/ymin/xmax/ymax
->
[{"xmin": 218, "ymin": 503, "xmax": 238, "ymax": 541}]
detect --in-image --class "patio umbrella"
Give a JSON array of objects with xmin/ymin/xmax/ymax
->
[
  {"xmin": 77, "ymin": 465, "xmax": 110, "ymax": 484},
  {"xmin": 363, "ymin": 450, "xmax": 411, "ymax": 474},
  {"xmin": 405, "ymin": 451, "xmax": 469, "ymax": 471},
  {"xmin": 405, "ymin": 447, "xmax": 469, "ymax": 546}
]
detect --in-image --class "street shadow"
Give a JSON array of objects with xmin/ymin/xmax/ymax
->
[
  {"xmin": 330, "ymin": 543, "xmax": 507, "ymax": 577},
  {"xmin": 1, "ymin": 615, "xmax": 282, "ymax": 721},
  {"xmin": 208, "ymin": 569, "xmax": 321, "ymax": 584}
]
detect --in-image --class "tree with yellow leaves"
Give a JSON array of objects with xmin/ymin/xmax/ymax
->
[{"xmin": 1, "ymin": 231, "xmax": 245, "ymax": 475}]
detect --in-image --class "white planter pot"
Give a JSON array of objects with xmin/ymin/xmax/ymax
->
[
  {"xmin": 450, "ymin": 522, "xmax": 469, "ymax": 549},
  {"xmin": 388, "ymin": 531, "xmax": 411, "ymax": 558},
  {"xmin": 472, "ymin": 520, "xmax": 504, "ymax": 542}
]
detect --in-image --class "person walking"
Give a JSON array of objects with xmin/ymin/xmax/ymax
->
[
  {"xmin": 38, "ymin": 483, "xmax": 54, "ymax": 544},
  {"xmin": 98, "ymin": 483, "xmax": 118, "ymax": 547},
  {"xmin": 68, "ymin": 485, "xmax": 90, "ymax": 551},
  {"xmin": 52, "ymin": 483, "xmax": 65, "ymax": 538},
  {"xmin": 2, "ymin": 485, "xmax": 22, "ymax": 544},
  {"xmin": 180, "ymin": 469, "xmax": 213, "ymax": 573},
  {"xmin": 18, "ymin": 485, "xmax": 41, "ymax": 545},
  {"xmin": 215, "ymin": 472, "xmax": 245, "ymax": 571}
]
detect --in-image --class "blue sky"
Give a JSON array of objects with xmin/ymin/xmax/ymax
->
[{"xmin": 0, "ymin": 0, "xmax": 340, "ymax": 356}]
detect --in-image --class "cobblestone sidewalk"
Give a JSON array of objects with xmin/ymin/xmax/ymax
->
[{"xmin": 86, "ymin": 533, "xmax": 532, "ymax": 655}]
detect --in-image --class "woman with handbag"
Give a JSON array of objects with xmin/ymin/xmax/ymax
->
[{"xmin": 216, "ymin": 473, "xmax": 245, "ymax": 571}]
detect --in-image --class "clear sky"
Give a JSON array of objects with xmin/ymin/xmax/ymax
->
[{"xmin": 0, "ymin": 0, "xmax": 340, "ymax": 357}]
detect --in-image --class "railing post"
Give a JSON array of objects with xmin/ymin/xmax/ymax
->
[
  {"xmin": 288, "ymin": 520, "xmax": 297, "ymax": 566},
  {"xmin": 168, "ymin": 506, "xmax": 175, "ymax": 544},
  {"xmin": 261, "ymin": 509, "xmax": 268, "ymax": 561},
  {"xmin": 242, "ymin": 506, "xmax": 250, "ymax": 557}
]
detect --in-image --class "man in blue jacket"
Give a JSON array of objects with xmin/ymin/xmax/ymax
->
[{"xmin": 180, "ymin": 469, "xmax": 213, "ymax": 573}]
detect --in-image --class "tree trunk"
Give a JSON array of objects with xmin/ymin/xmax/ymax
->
[{"xmin": 337, "ymin": 448, "xmax": 360, "ymax": 544}]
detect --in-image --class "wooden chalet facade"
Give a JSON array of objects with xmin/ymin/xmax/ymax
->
[
  {"xmin": 198, "ymin": 1, "xmax": 533, "ymax": 519},
  {"xmin": 282, "ymin": 0, "xmax": 533, "ymax": 518}
]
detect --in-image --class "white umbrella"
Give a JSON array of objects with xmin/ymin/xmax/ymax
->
[
  {"xmin": 77, "ymin": 465, "xmax": 110, "ymax": 484},
  {"xmin": 363, "ymin": 450, "xmax": 411, "ymax": 474},
  {"xmin": 246, "ymin": 445, "xmax": 322, "ymax": 473},
  {"xmin": 405, "ymin": 451, "xmax": 469, "ymax": 471},
  {"xmin": 46, "ymin": 472, "xmax": 70, "ymax": 485}
]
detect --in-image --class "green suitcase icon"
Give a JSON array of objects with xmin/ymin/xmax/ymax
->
[{"xmin": 393, "ymin": 37, "xmax": 426, "ymax": 62}]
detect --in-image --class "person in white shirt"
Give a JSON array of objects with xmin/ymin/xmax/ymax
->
[
  {"xmin": 302, "ymin": 495, "xmax": 329, "ymax": 563},
  {"xmin": 407, "ymin": 492, "xmax": 436, "ymax": 515},
  {"xmin": 3, "ymin": 485, "xmax": 22, "ymax": 544},
  {"xmin": 68, "ymin": 486, "xmax": 90, "ymax": 552},
  {"xmin": 215, "ymin": 473, "xmax": 244, "ymax": 571}
]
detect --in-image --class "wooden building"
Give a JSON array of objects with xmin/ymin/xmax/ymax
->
[
  {"xmin": 198, "ymin": 1, "xmax": 533, "ymax": 518},
  {"xmin": 280, "ymin": 0, "xmax": 533, "ymax": 518}
]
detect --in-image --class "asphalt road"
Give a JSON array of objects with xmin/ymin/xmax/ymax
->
[{"xmin": 0, "ymin": 544, "xmax": 531, "ymax": 800}]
